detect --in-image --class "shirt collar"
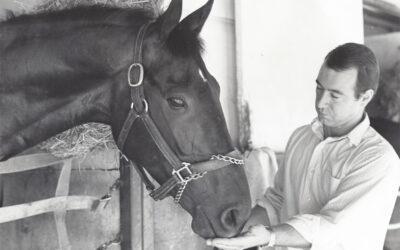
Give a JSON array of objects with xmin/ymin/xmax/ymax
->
[{"xmin": 311, "ymin": 113, "xmax": 370, "ymax": 146}]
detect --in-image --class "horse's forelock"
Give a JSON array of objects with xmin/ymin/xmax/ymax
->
[{"xmin": 165, "ymin": 26, "xmax": 204, "ymax": 58}]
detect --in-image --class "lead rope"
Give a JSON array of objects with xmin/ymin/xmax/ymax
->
[{"xmin": 174, "ymin": 154, "xmax": 244, "ymax": 203}]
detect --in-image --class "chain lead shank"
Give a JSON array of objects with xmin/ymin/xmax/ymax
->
[
  {"xmin": 211, "ymin": 154, "xmax": 244, "ymax": 165},
  {"xmin": 173, "ymin": 153, "xmax": 244, "ymax": 203}
]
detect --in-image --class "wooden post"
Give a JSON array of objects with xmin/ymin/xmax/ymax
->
[
  {"xmin": 120, "ymin": 157, "xmax": 155, "ymax": 250},
  {"xmin": 120, "ymin": 158, "xmax": 146, "ymax": 250}
]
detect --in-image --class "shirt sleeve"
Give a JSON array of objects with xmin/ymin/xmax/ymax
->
[
  {"xmin": 284, "ymin": 149, "xmax": 400, "ymax": 249},
  {"xmin": 257, "ymin": 127, "xmax": 305, "ymax": 226},
  {"xmin": 257, "ymin": 170, "xmax": 283, "ymax": 226}
]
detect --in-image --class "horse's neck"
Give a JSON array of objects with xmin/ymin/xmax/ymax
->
[
  {"xmin": 0, "ymin": 27, "xmax": 136, "ymax": 160},
  {"xmin": 0, "ymin": 9, "xmax": 152, "ymax": 160},
  {"xmin": 0, "ymin": 78, "xmax": 116, "ymax": 160}
]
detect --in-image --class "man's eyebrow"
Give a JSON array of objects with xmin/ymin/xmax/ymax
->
[{"xmin": 315, "ymin": 79, "xmax": 344, "ymax": 95}]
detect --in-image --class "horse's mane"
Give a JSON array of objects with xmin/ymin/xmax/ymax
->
[
  {"xmin": 2, "ymin": 5, "xmax": 154, "ymax": 26},
  {"xmin": 2, "ymin": 4, "xmax": 204, "ymax": 58}
]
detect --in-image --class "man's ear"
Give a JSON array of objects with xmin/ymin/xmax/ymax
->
[
  {"xmin": 361, "ymin": 89, "xmax": 375, "ymax": 106},
  {"xmin": 154, "ymin": 0, "xmax": 182, "ymax": 40},
  {"xmin": 176, "ymin": 0, "xmax": 213, "ymax": 35}
]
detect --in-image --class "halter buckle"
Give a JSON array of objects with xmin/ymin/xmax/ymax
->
[
  {"xmin": 131, "ymin": 99, "xmax": 148, "ymax": 114},
  {"xmin": 172, "ymin": 163, "xmax": 192, "ymax": 183},
  {"xmin": 128, "ymin": 63, "xmax": 144, "ymax": 87}
]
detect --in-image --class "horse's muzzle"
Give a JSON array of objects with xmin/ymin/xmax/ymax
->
[{"xmin": 191, "ymin": 204, "xmax": 249, "ymax": 238}]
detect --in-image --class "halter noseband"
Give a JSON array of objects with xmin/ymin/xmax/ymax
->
[{"xmin": 117, "ymin": 23, "xmax": 244, "ymax": 203}]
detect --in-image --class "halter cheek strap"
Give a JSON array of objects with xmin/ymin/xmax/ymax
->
[
  {"xmin": 117, "ymin": 22, "xmax": 150, "ymax": 150},
  {"xmin": 117, "ymin": 23, "xmax": 244, "ymax": 203}
]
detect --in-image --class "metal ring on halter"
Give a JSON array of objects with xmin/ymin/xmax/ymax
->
[
  {"xmin": 128, "ymin": 63, "xmax": 144, "ymax": 87},
  {"xmin": 130, "ymin": 99, "xmax": 148, "ymax": 114},
  {"xmin": 172, "ymin": 162, "xmax": 192, "ymax": 183}
]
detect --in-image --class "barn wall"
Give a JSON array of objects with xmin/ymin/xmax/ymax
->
[
  {"xmin": 366, "ymin": 32, "xmax": 400, "ymax": 72},
  {"xmin": 235, "ymin": 0, "xmax": 364, "ymax": 151},
  {"xmin": 0, "ymin": 1, "xmax": 13, "ymax": 17}
]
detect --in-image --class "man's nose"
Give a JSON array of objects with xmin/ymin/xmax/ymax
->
[{"xmin": 317, "ymin": 91, "xmax": 329, "ymax": 109}]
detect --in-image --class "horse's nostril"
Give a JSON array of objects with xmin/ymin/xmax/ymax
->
[{"xmin": 221, "ymin": 207, "xmax": 239, "ymax": 230}]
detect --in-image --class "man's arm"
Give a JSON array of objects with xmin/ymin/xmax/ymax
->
[
  {"xmin": 273, "ymin": 223, "xmax": 311, "ymax": 248},
  {"xmin": 206, "ymin": 223, "xmax": 311, "ymax": 249}
]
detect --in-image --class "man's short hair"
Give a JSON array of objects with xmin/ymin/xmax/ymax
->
[{"xmin": 325, "ymin": 43, "xmax": 380, "ymax": 98}]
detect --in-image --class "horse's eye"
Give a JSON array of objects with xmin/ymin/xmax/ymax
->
[{"xmin": 167, "ymin": 97, "xmax": 186, "ymax": 109}]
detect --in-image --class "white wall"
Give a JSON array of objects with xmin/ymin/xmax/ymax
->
[
  {"xmin": 198, "ymin": 0, "xmax": 238, "ymax": 144},
  {"xmin": 0, "ymin": 0, "xmax": 13, "ymax": 17},
  {"xmin": 235, "ymin": 0, "xmax": 364, "ymax": 151}
]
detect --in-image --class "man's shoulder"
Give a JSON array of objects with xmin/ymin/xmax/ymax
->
[
  {"xmin": 357, "ymin": 126, "xmax": 400, "ymax": 164},
  {"xmin": 363, "ymin": 127, "xmax": 396, "ymax": 150}
]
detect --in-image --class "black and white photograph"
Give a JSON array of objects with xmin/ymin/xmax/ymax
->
[{"xmin": 0, "ymin": 0, "xmax": 399, "ymax": 249}]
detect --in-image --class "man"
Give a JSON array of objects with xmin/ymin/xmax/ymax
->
[{"xmin": 207, "ymin": 43, "xmax": 400, "ymax": 250}]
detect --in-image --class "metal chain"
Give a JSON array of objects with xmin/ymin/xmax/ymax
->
[
  {"xmin": 174, "ymin": 171, "xmax": 207, "ymax": 203},
  {"xmin": 92, "ymin": 178, "xmax": 121, "ymax": 210},
  {"xmin": 211, "ymin": 154, "xmax": 244, "ymax": 165},
  {"xmin": 96, "ymin": 233, "xmax": 121, "ymax": 250},
  {"xmin": 173, "ymin": 154, "xmax": 243, "ymax": 203}
]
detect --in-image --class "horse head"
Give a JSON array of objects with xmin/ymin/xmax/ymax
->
[{"xmin": 112, "ymin": 0, "xmax": 251, "ymax": 238}]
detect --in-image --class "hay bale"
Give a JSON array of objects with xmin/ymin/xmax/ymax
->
[{"xmin": 38, "ymin": 123, "xmax": 117, "ymax": 159}]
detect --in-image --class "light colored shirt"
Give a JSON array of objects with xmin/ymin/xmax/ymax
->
[{"xmin": 258, "ymin": 114, "xmax": 400, "ymax": 250}]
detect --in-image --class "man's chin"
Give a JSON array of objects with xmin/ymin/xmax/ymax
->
[{"xmin": 318, "ymin": 114, "xmax": 331, "ymax": 124}]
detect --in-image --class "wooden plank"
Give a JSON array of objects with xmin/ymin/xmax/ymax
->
[
  {"xmin": 54, "ymin": 159, "xmax": 73, "ymax": 250},
  {"xmin": 0, "ymin": 153, "xmax": 67, "ymax": 174},
  {"xmin": 0, "ymin": 196, "xmax": 97, "ymax": 223}
]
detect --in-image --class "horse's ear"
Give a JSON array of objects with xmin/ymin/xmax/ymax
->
[
  {"xmin": 5, "ymin": 9, "xmax": 15, "ymax": 20},
  {"xmin": 177, "ymin": 0, "xmax": 213, "ymax": 34},
  {"xmin": 155, "ymin": 0, "xmax": 182, "ymax": 40}
]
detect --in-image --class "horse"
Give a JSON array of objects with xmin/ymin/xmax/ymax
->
[{"xmin": 0, "ymin": 0, "xmax": 251, "ymax": 239}]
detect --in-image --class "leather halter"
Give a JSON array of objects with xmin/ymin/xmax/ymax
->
[{"xmin": 117, "ymin": 23, "xmax": 243, "ymax": 203}]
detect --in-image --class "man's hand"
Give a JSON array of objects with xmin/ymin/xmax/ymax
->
[{"xmin": 206, "ymin": 224, "xmax": 271, "ymax": 250}]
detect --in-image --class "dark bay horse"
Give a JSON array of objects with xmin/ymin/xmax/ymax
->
[{"xmin": 0, "ymin": 0, "xmax": 251, "ymax": 238}]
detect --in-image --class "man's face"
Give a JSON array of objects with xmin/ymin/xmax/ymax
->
[{"xmin": 315, "ymin": 63, "xmax": 366, "ymax": 129}]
